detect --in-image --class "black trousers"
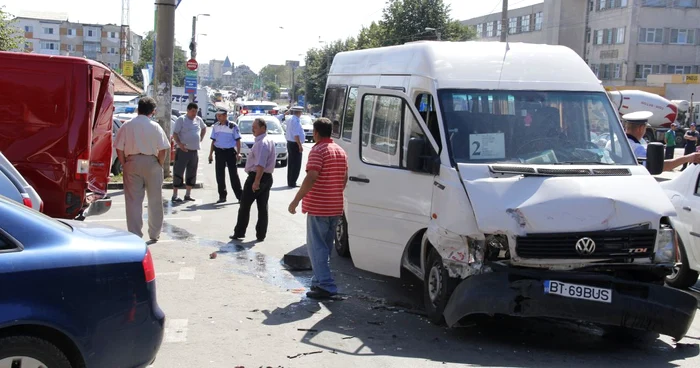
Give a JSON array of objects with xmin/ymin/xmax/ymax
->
[
  {"xmin": 214, "ymin": 147, "xmax": 242, "ymax": 200},
  {"xmin": 234, "ymin": 172, "xmax": 273, "ymax": 239},
  {"xmin": 287, "ymin": 141, "xmax": 302, "ymax": 187},
  {"xmin": 682, "ymin": 145, "xmax": 697, "ymax": 171},
  {"xmin": 665, "ymin": 146, "xmax": 675, "ymax": 159}
]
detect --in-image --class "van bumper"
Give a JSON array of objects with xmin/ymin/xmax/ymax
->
[
  {"xmin": 443, "ymin": 266, "xmax": 697, "ymax": 340},
  {"xmin": 83, "ymin": 195, "xmax": 112, "ymax": 217}
]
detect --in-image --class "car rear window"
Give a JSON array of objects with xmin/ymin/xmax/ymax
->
[{"xmin": 0, "ymin": 195, "xmax": 72, "ymax": 233}]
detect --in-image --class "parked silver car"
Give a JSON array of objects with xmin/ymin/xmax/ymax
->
[{"xmin": 0, "ymin": 151, "xmax": 43, "ymax": 211}]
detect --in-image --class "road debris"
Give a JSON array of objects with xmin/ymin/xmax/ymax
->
[
  {"xmin": 297, "ymin": 328, "xmax": 318, "ymax": 332},
  {"xmin": 209, "ymin": 252, "xmax": 217, "ymax": 259},
  {"xmin": 287, "ymin": 351, "xmax": 323, "ymax": 359}
]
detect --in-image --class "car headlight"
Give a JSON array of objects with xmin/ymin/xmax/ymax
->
[
  {"xmin": 275, "ymin": 142, "xmax": 286, "ymax": 149},
  {"xmin": 654, "ymin": 227, "xmax": 677, "ymax": 264}
]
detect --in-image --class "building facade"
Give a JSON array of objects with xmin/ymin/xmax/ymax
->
[
  {"xmin": 209, "ymin": 59, "xmax": 224, "ymax": 80},
  {"xmin": 13, "ymin": 11, "xmax": 142, "ymax": 71},
  {"xmin": 462, "ymin": 0, "xmax": 700, "ymax": 87}
]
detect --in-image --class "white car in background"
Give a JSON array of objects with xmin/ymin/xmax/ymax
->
[
  {"xmin": 282, "ymin": 114, "xmax": 315, "ymax": 142},
  {"xmin": 236, "ymin": 115, "xmax": 288, "ymax": 167}
]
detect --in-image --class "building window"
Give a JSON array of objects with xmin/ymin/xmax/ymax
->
[
  {"xmin": 24, "ymin": 41, "xmax": 31, "ymax": 49},
  {"xmin": 600, "ymin": 0, "xmax": 629, "ymax": 9},
  {"xmin": 639, "ymin": 28, "xmax": 663, "ymax": 43},
  {"xmin": 606, "ymin": 29, "xmax": 614, "ymax": 44},
  {"xmin": 508, "ymin": 17, "xmax": 518, "ymax": 34},
  {"xmin": 673, "ymin": 0, "xmax": 696, "ymax": 7},
  {"xmin": 671, "ymin": 29, "xmax": 695, "ymax": 44},
  {"xmin": 534, "ymin": 12, "xmax": 543, "ymax": 31},
  {"xmin": 600, "ymin": 0, "xmax": 607, "ymax": 9},
  {"xmin": 621, "ymin": 0, "xmax": 628, "ymax": 6},
  {"xmin": 591, "ymin": 64, "xmax": 600, "ymax": 77},
  {"xmin": 487, "ymin": 22, "xmax": 494, "ymax": 37},
  {"xmin": 595, "ymin": 30, "xmax": 604, "ymax": 45},
  {"xmin": 67, "ymin": 28, "xmax": 75, "ymax": 36},
  {"xmin": 40, "ymin": 42, "xmax": 57, "ymax": 50},
  {"xmin": 616, "ymin": 27, "xmax": 626, "ymax": 43},
  {"xmin": 496, "ymin": 21, "xmax": 502, "ymax": 37},
  {"xmin": 109, "ymin": 47, "xmax": 117, "ymax": 54},
  {"xmin": 614, "ymin": 64, "xmax": 622, "ymax": 79},
  {"xmin": 521, "ymin": 14, "xmax": 531, "ymax": 32},
  {"xmin": 43, "ymin": 27, "xmax": 54, "ymax": 35},
  {"xmin": 668, "ymin": 65, "xmax": 693, "ymax": 74},
  {"xmin": 24, "ymin": 25, "xmax": 32, "ymax": 33},
  {"xmin": 590, "ymin": 0, "xmax": 595, "ymax": 11},
  {"xmin": 642, "ymin": 0, "xmax": 667, "ymax": 6},
  {"xmin": 87, "ymin": 29, "xmax": 94, "ymax": 37},
  {"xmin": 635, "ymin": 64, "xmax": 661, "ymax": 79},
  {"xmin": 67, "ymin": 44, "xmax": 75, "ymax": 52},
  {"xmin": 476, "ymin": 23, "xmax": 483, "ymax": 36},
  {"xmin": 110, "ymin": 31, "xmax": 117, "ymax": 38}
]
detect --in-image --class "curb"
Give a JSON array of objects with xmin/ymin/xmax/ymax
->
[{"xmin": 108, "ymin": 182, "xmax": 204, "ymax": 190}]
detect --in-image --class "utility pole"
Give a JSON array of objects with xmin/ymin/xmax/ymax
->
[
  {"xmin": 189, "ymin": 16, "xmax": 197, "ymax": 103},
  {"xmin": 501, "ymin": 0, "xmax": 508, "ymax": 43},
  {"xmin": 154, "ymin": 0, "xmax": 176, "ymax": 175}
]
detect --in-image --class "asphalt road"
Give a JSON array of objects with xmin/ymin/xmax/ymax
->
[{"xmin": 89, "ymin": 132, "xmax": 700, "ymax": 367}]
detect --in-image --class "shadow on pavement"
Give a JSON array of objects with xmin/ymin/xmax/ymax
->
[
  {"xmin": 181, "ymin": 202, "xmax": 237, "ymax": 212},
  {"xmin": 261, "ymin": 299, "xmax": 322, "ymax": 326}
]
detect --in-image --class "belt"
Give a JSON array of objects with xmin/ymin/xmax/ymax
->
[
  {"xmin": 127, "ymin": 153, "xmax": 155, "ymax": 157},
  {"xmin": 215, "ymin": 146, "xmax": 236, "ymax": 150}
]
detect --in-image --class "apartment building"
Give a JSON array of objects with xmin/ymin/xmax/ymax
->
[
  {"xmin": 462, "ymin": 0, "xmax": 700, "ymax": 87},
  {"xmin": 209, "ymin": 59, "xmax": 224, "ymax": 80},
  {"xmin": 13, "ymin": 11, "xmax": 142, "ymax": 71}
]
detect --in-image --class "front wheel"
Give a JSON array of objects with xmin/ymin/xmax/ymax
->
[
  {"xmin": 423, "ymin": 249, "xmax": 459, "ymax": 324},
  {"xmin": 666, "ymin": 238, "xmax": 699, "ymax": 289},
  {"xmin": 0, "ymin": 336, "xmax": 73, "ymax": 368},
  {"xmin": 335, "ymin": 214, "xmax": 350, "ymax": 258}
]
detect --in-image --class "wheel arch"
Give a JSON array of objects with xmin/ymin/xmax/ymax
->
[{"xmin": 0, "ymin": 323, "xmax": 86, "ymax": 368}]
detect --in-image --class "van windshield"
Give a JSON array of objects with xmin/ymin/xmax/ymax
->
[{"xmin": 437, "ymin": 90, "xmax": 636, "ymax": 165}]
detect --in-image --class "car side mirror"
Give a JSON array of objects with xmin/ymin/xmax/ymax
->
[
  {"xmin": 407, "ymin": 138, "xmax": 440, "ymax": 175},
  {"xmin": 646, "ymin": 142, "xmax": 664, "ymax": 175}
]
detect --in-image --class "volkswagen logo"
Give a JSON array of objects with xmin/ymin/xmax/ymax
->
[{"xmin": 575, "ymin": 237, "xmax": 596, "ymax": 256}]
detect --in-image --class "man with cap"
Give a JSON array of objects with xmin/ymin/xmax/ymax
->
[
  {"xmin": 664, "ymin": 122, "xmax": 679, "ymax": 159},
  {"xmin": 208, "ymin": 108, "xmax": 243, "ymax": 203},
  {"xmin": 682, "ymin": 123, "xmax": 699, "ymax": 170},
  {"xmin": 285, "ymin": 106, "xmax": 305, "ymax": 187},
  {"xmin": 622, "ymin": 111, "xmax": 700, "ymax": 171}
]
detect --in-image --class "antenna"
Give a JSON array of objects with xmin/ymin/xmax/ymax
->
[{"xmin": 496, "ymin": 41, "xmax": 510, "ymax": 89}]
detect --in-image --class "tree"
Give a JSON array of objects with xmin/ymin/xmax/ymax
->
[
  {"xmin": 380, "ymin": 0, "xmax": 474, "ymax": 44},
  {"xmin": 264, "ymin": 81, "xmax": 279, "ymax": 100},
  {"xmin": 0, "ymin": 7, "xmax": 22, "ymax": 51},
  {"xmin": 357, "ymin": 22, "xmax": 385, "ymax": 50},
  {"xmin": 259, "ymin": 64, "xmax": 291, "ymax": 88},
  {"xmin": 127, "ymin": 31, "xmax": 188, "ymax": 87}
]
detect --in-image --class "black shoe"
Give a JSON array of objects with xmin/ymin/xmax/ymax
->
[
  {"xmin": 256, "ymin": 237, "xmax": 265, "ymax": 242},
  {"xmin": 310, "ymin": 285, "xmax": 320, "ymax": 292},
  {"xmin": 172, "ymin": 197, "xmax": 183, "ymax": 203},
  {"xmin": 216, "ymin": 198, "xmax": 226, "ymax": 203},
  {"xmin": 184, "ymin": 195, "xmax": 195, "ymax": 201},
  {"xmin": 306, "ymin": 288, "xmax": 335, "ymax": 300},
  {"xmin": 229, "ymin": 234, "xmax": 244, "ymax": 240}
]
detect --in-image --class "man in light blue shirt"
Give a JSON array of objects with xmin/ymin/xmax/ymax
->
[
  {"xmin": 285, "ymin": 106, "xmax": 305, "ymax": 187},
  {"xmin": 209, "ymin": 109, "xmax": 243, "ymax": 203}
]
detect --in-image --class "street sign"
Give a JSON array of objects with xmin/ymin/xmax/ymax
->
[
  {"xmin": 285, "ymin": 60, "xmax": 300, "ymax": 68},
  {"xmin": 184, "ymin": 75, "xmax": 197, "ymax": 94},
  {"xmin": 185, "ymin": 70, "xmax": 197, "ymax": 78},
  {"xmin": 186, "ymin": 59, "xmax": 198, "ymax": 71},
  {"xmin": 123, "ymin": 61, "xmax": 134, "ymax": 76},
  {"xmin": 298, "ymin": 94, "xmax": 305, "ymax": 107}
]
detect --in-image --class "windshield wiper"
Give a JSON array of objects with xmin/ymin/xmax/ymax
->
[{"xmin": 558, "ymin": 161, "xmax": 614, "ymax": 165}]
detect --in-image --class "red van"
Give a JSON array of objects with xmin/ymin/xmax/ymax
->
[{"xmin": 0, "ymin": 52, "xmax": 113, "ymax": 219}]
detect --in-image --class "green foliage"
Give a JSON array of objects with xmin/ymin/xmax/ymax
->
[
  {"xmin": 259, "ymin": 64, "xmax": 291, "ymax": 88},
  {"xmin": 127, "ymin": 31, "xmax": 188, "ymax": 87},
  {"xmin": 0, "ymin": 7, "xmax": 23, "ymax": 51},
  {"xmin": 264, "ymin": 81, "xmax": 279, "ymax": 100},
  {"xmin": 302, "ymin": 0, "xmax": 474, "ymax": 106}
]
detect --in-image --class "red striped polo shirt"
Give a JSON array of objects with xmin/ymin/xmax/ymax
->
[{"xmin": 302, "ymin": 138, "xmax": 348, "ymax": 217}]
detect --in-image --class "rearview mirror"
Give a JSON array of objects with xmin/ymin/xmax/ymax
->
[
  {"xmin": 646, "ymin": 142, "xmax": 664, "ymax": 175},
  {"xmin": 407, "ymin": 138, "xmax": 440, "ymax": 175}
]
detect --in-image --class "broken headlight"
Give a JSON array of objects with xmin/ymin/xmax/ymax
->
[
  {"xmin": 485, "ymin": 234, "xmax": 510, "ymax": 261},
  {"xmin": 653, "ymin": 226, "xmax": 677, "ymax": 264}
]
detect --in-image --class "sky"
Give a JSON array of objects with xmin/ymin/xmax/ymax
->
[{"xmin": 4, "ymin": 0, "xmax": 541, "ymax": 72}]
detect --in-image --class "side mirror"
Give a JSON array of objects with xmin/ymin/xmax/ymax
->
[
  {"xmin": 646, "ymin": 142, "xmax": 664, "ymax": 175},
  {"xmin": 407, "ymin": 138, "xmax": 440, "ymax": 174}
]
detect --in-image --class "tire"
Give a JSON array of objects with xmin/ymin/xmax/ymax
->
[
  {"xmin": 666, "ymin": 238, "xmax": 699, "ymax": 289},
  {"xmin": 676, "ymin": 135, "xmax": 685, "ymax": 147},
  {"xmin": 111, "ymin": 158, "xmax": 122, "ymax": 175},
  {"xmin": 423, "ymin": 249, "xmax": 459, "ymax": 324},
  {"xmin": 644, "ymin": 130, "xmax": 655, "ymax": 143},
  {"xmin": 335, "ymin": 214, "xmax": 350, "ymax": 258},
  {"xmin": 279, "ymin": 159, "xmax": 288, "ymax": 168},
  {"xmin": 0, "ymin": 335, "xmax": 72, "ymax": 368}
]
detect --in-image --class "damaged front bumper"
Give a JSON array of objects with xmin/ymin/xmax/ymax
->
[{"xmin": 443, "ymin": 265, "xmax": 697, "ymax": 340}]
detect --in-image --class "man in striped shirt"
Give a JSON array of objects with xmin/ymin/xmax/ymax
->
[{"xmin": 288, "ymin": 118, "xmax": 348, "ymax": 300}]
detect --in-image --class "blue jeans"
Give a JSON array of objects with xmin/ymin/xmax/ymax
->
[{"xmin": 307, "ymin": 215, "xmax": 340, "ymax": 294}]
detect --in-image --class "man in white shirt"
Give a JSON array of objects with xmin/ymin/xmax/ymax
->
[
  {"xmin": 171, "ymin": 102, "xmax": 207, "ymax": 202},
  {"xmin": 114, "ymin": 97, "xmax": 171, "ymax": 242},
  {"xmin": 285, "ymin": 106, "xmax": 305, "ymax": 187}
]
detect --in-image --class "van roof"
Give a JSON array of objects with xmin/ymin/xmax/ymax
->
[
  {"xmin": 0, "ymin": 51, "xmax": 111, "ymax": 71},
  {"xmin": 329, "ymin": 41, "xmax": 602, "ymax": 92}
]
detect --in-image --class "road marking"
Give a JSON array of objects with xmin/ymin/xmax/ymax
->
[
  {"xmin": 86, "ymin": 216, "xmax": 202, "ymax": 223},
  {"xmin": 179, "ymin": 267, "xmax": 196, "ymax": 280},
  {"xmin": 164, "ymin": 319, "xmax": 189, "ymax": 343}
]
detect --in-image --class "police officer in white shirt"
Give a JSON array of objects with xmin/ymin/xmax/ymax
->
[
  {"xmin": 208, "ymin": 108, "xmax": 243, "ymax": 203},
  {"xmin": 285, "ymin": 106, "xmax": 305, "ymax": 187},
  {"xmin": 622, "ymin": 111, "xmax": 700, "ymax": 171}
]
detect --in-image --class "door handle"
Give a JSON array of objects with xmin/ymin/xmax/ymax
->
[
  {"xmin": 349, "ymin": 176, "xmax": 370, "ymax": 183},
  {"xmin": 683, "ymin": 206, "xmax": 692, "ymax": 212}
]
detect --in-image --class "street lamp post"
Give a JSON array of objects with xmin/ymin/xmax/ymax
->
[
  {"xmin": 425, "ymin": 27, "xmax": 441, "ymax": 41},
  {"xmin": 189, "ymin": 13, "xmax": 210, "ymax": 102}
]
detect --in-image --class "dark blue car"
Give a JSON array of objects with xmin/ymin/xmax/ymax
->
[{"xmin": 0, "ymin": 196, "xmax": 165, "ymax": 367}]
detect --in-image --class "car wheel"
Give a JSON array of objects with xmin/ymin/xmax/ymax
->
[
  {"xmin": 666, "ymin": 237, "xmax": 699, "ymax": 289},
  {"xmin": 676, "ymin": 135, "xmax": 685, "ymax": 147},
  {"xmin": 335, "ymin": 214, "xmax": 350, "ymax": 258},
  {"xmin": 644, "ymin": 130, "xmax": 655, "ymax": 143},
  {"xmin": 0, "ymin": 336, "xmax": 72, "ymax": 368},
  {"xmin": 423, "ymin": 249, "xmax": 458, "ymax": 325},
  {"xmin": 111, "ymin": 158, "xmax": 122, "ymax": 176}
]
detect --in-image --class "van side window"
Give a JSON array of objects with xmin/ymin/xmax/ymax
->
[
  {"xmin": 342, "ymin": 87, "xmax": 358, "ymax": 140},
  {"xmin": 415, "ymin": 93, "xmax": 441, "ymax": 152},
  {"xmin": 402, "ymin": 105, "xmax": 432, "ymax": 167},
  {"xmin": 322, "ymin": 86, "xmax": 348, "ymax": 136},
  {"xmin": 361, "ymin": 95, "xmax": 400, "ymax": 167}
]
